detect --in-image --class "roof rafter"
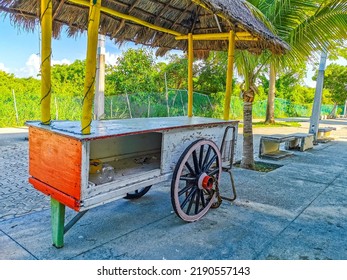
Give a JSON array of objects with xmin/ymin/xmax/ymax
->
[
  {"xmin": 68, "ymin": 0, "xmax": 183, "ymax": 36},
  {"xmin": 176, "ymin": 32, "xmax": 256, "ymax": 41},
  {"xmin": 53, "ymin": 0, "xmax": 65, "ymax": 20}
]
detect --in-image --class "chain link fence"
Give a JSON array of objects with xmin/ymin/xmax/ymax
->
[
  {"xmin": 1, "ymin": 90, "xmax": 345, "ymax": 127},
  {"xmin": 103, "ymin": 90, "xmax": 214, "ymax": 119}
]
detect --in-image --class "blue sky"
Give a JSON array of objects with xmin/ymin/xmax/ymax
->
[
  {"xmin": 1, "ymin": 16, "xmax": 83, "ymax": 76},
  {"xmin": 1, "ymin": 15, "xmax": 346, "ymax": 87},
  {"xmin": 0, "ymin": 16, "xmax": 135, "ymax": 78}
]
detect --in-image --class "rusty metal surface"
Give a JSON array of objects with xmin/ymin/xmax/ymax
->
[{"xmin": 26, "ymin": 117, "xmax": 238, "ymax": 141}]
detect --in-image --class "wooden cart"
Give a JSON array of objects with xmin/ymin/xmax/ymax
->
[
  {"xmin": 28, "ymin": 116, "xmax": 237, "ymax": 247},
  {"xmin": 1, "ymin": 0, "xmax": 287, "ymax": 248}
]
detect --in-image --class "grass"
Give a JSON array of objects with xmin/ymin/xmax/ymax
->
[
  {"xmin": 234, "ymin": 161, "xmax": 283, "ymax": 173},
  {"xmin": 238, "ymin": 121, "xmax": 301, "ymax": 128}
]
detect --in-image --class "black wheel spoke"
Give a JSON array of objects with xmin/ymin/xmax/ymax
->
[
  {"xmin": 186, "ymin": 190, "xmax": 197, "ymax": 214},
  {"xmin": 192, "ymin": 150, "xmax": 200, "ymax": 174},
  {"xmin": 180, "ymin": 176, "xmax": 196, "ymax": 182},
  {"xmin": 181, "ymin": 188, "xmax": 197, "ymax": 209},
  {"xmin": 195, "ymin": 189, "xmax": 200, "ymax": 214},
  {"xmin": 200, "ymin": 190, "xmax": 206, "ymax": 208},
  {"xmin": 204, "ymin": 154, "xmax": 217, "ymax": 171},
  {"xmin": 185, "ymin": 161, "xmax": 195, "ymax": 175},
  {"xmin": 178, "ymin": 184, "xmax": 194, "ymax": 196},
  {"xmin": 202, "ymin": 146, "xmax": 212, "ymax": 169},
  {"xmin": 207, "ymin": 167, "xmax": 219, "ymax": 177},
  {"xmin": 199, "ymin": 145, "xmax": 204, "ymax": 170}
]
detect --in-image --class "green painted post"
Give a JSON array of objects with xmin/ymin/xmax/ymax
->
[{"xmin": 51, "ymin": 198, "xmax": 65, "ymax": 248}]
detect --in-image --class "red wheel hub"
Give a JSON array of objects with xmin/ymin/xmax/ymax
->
[
  {"xmin": 198, "ymin": 173, "xmax": 214, "ymax": 190},
  {"xmin": 202, "ymin": 176, "xmax": 213, "ymax": 190}
]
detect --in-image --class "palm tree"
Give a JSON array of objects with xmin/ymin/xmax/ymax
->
[
  {"xmin": 236, "ymin": 0, "xmax": 347, "ymax": 169},
  {"xmin": 258, "ymin": 0, "xmax": 347, "ymax": 123},
  {"xmin": 235, "ymin": 52, "xmax": 269, "ymax": 169}
]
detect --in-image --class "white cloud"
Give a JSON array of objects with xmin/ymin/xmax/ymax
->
[
  {"xmin": 52, "ymin": 58, "xmax": 71, "ymax": 66},
  {"xmin": 0, "ymin": 62, "xmax": 9, "ymax": 73},
  {"xmin": 12, "ymin": 51, "xmax": 119, "ymax": 78},
  {"xmin": 14, "ymin": 54, "xmax": 71, "ymax": 78},
  {"xmin": 105, "ymin": 52, "xmax": 119, "ymax": 66},
  {"xmin": 12, "ymin": 54, "xmax": 39, "ymax": 78},
  {"xmin": 26, "ymin": 53, "xmax": 40, "ymax": 77},
  {"xmin": 14, "ymin": 53, "xmax": 40, "ymax": 78}
]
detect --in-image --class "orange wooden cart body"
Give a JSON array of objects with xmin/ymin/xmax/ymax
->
[{"xmin": 28, "ymin": 127, "xmax": 82, "ymax": 211}]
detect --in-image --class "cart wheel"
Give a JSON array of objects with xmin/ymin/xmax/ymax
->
[
  {"xmin": 124, "ymin": 186, "xmax": 152, "ymax": 199},
  {"xmin": 171, "ymin": 139, "xmax": 222, "ymax": 222}
]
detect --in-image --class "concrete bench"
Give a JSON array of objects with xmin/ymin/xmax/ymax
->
[
  {"xmin": 285, "ymin": 133, "xmax": 314, "ymax": 152},
  {"xmin": 317, "ymin": 127, "xmax": 336, "ymax": 143},
  {"xmin": 259, "ymin": 134, "xmax": 296, "ymax": 160}
]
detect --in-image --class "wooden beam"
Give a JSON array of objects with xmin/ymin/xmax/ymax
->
[
  {"xmin": 187, "ymin": 33, "xmax": 194, "ymax": 117},
  {"xmin": 81, "ymin": 0, "xmax": 102, "ymax": 134},
  {"xmin": 224, "ymin": 31, "xmax": 236, "ymax": 120},
  {"xmin": 191, "ymin": 0, "xmax": 258, "ymax": 39},
  {"xmin": 190, "ymin": 6, "xmax": 201, "ymax": 33},
  {"xmin": 236, "ymin": 37, "xmax": 259, "ymax": 41},
  {"xmin": 53, "ymin": 0, "xmax": 65, "ymax": 20},
  {"xmin": 152, "ymin": 2, "xmax": 194, "ymax": 46},
  {"xmin": 68, "ymin": 0, "xmax": 183, "ymax": 37},
  {"xmin": 128, "ymin": 0, "xmax": 141, "ymax": 13},
  {"xmin": 191, "ymin": 0, "xmax": 230, "ymax": 24},
  {"xmin": 176, "ymin": 32, "xmax": 256, "ymax": 41},
  {"xmin": 153, "ymin": 1, "xmax": 172, "ymax": 22},
  {"xmin": 40, "ymin": 0, "xmax": 52, "ymax": 125}
]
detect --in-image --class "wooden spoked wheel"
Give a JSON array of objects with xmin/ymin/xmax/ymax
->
[
  {"xmin": 171, "ymin": 139, "xmax": 222, "ymax": 222},
  {"xmin": 124, "ymin": 186, "xmax": 152, "ymax": 199}
]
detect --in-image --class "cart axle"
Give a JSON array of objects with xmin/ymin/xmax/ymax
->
[{"xmin": 198, "ymin": 173, "xmax": 213, "ymax": 190}]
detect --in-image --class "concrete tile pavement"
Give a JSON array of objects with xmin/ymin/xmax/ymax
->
[{"xmin": 0, "ymin": 119, "xmax": 346, "ymax": 260}]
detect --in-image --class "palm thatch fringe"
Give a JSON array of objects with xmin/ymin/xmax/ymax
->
[{"xmin": 0, "ymin": 0, "xmax": 289, "ymax": 57}]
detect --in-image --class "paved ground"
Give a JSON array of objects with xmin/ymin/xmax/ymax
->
[{"xmin": 0, "ymin": 118, "xmax": 346, "ymax": 260}]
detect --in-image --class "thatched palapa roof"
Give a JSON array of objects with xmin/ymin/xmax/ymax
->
[{"xmin": 0, "ymin": 0, "xmax": 289, "ymax": 57}]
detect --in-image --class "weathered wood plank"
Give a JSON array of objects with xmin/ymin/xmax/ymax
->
[
  {"xmin": 29, "ymin": 127, "xmax": 82, "ymax": 200},
  {"xmin": 161, "ymin": 125, "xmax": 230, "ymax": 174},
  {"xmin": 26, "ymin": 117, "xmax": 238, "ymax": 141}
]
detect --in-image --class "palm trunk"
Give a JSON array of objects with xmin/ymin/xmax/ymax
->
[
  {"xmin": 241, "ymin": 101, "xmax": 255, "ymax": 169},
  {"xmin": 265, "ymin": 63, "xmax": 276, "ymax": 124},
  {"xmin": 328, "ymin": 103, "xmax": 337, "ymax": 119},
  {"xmin": 241, "ymin": 76, "xmax": 255, "ymax": 170}
]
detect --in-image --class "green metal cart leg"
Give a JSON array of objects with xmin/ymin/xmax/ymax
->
[{"xmin": 51, "ymin": 198, "xmax": 65, "ymax": 248}]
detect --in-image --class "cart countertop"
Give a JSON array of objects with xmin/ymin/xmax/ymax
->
[{"xmin": 26, "ymin": 117, "xmax": 238, "ymax": 141}]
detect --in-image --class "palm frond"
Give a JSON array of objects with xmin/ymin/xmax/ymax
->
[
  {"xmin": 285, "ymin": 0, "xmax": 347, "ymax": 63},
  {"xmin": 243, "ymin": 0, "xmax": 277, "ymax": 34}
]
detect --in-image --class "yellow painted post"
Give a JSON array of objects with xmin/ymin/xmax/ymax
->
[
  {"xmin": 81, "ymin": 0, "xmax": 102, "ymax": 134},
  {"xmin": 40, "ymin": 0, "xmax": 52, "ymax": 125},
  {"xmin": 187, "ymin": 33, "xmax": 194, "ymax": 117},
  {"xmin": 223, "ymin": 31, "xmax": 236, "ymax": 120}
]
